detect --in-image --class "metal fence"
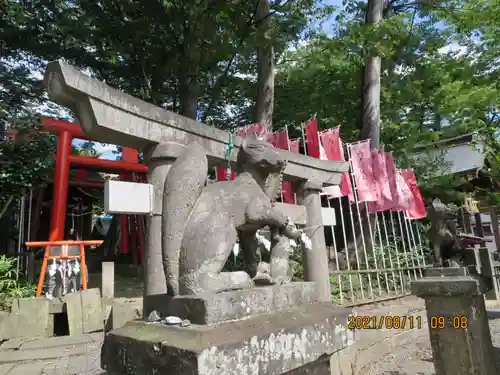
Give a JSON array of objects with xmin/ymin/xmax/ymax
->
[
  {"xmin": 321, "ymin": 143, "xmax": 430, "ymax": 306},
  {"xmin": 324, "ymin": 206, "xmax": 428, "ymax": 305}
]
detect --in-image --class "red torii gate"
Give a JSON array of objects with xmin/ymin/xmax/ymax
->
[{"xmin": 41, "ymin": 117, "xmax": 148, "ymax": 260}]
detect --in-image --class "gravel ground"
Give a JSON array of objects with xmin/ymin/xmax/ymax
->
[
  {"xmin": 362, "ymin": 310, "xmax": 500, "ymax": 375},
  {"xmin": 76, "ymin": 341, "xmax": 103, "ymax": 375},
  {"xmin": 5, "ymin": 303, "xmax": 500, "ymax": 374},
  {"xmin": 76, "ymin": 313, "xmax": 500, "ymax": 375}
]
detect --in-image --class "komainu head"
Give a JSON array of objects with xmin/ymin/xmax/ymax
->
[{"xmin": 236, "ymin": 133, "xmax": 286, "ymax": 174}]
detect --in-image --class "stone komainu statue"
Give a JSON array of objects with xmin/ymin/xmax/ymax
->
[
  {"xmin": 161, "ymin": 133, "xmax": 302, "ymax": 296},
  {"xmin": 427, "ymin": 199, "xmax": 462, "ymax": 267}
]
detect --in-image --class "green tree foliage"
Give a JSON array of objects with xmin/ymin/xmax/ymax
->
[
  {"xmin": 0, "ymin": 124, "xmax": 56, "ymax": 220},
  {"xmin": 0, "ymin": 0, "xmax": 498, "ymax": 203},
  {"xmin": 1, "ymin": 0, "xmax": 332, "ymax": 123},
  {"xmin": 272, "ymin": 0, "xmax": 499, "ymax": 200},
  {"xmin": 0, "ymin": 255, "xmax": 35, "ymax": 311}
]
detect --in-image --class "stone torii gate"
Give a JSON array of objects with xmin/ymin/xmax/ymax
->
[{"xmin": 43, "ymin": 60, "xmax": 349, "ymax": 303}]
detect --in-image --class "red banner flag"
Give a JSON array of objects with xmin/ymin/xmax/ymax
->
[
  {"xmin": 383, "ymin": 152, "xmax": 413, "ymax": 212},
  {"xmin": 367, "ymin": 150, "xmax": 394, "ymax": 212},
  {"xmin": 267, "ymin": 130, "xmax": 295, "ymax": 204},
  {"xmin": 319, "ymin": 128, "xmax": 353, "ymax": 200},
  {"xmin": 349, "ymin": 141, "xmax": 377, "ymax": 202},
  {"xmin": 395, "ymin": 170, "xmax": 413, "ymax": 211},
  {"xmin": 285, "ymin": 137, "xmax": 299, "ymax": 203},
  {"xmin": 319, "ymin": 127, "xmax": 344, "ymax": 161},
  {"xmin": 289, "ymin": 139, "xmax": 300, "ymax": 153},
  {"xmin": 216, "ymin": 167, "xmax": 237, "ymax": 181},
  {"xmin": 385, "ymin": 153, "xmax": 400, "ymax": 208},
  {"xmin": 236, "ymin": 123, "xmax": 267, "ymax": 138},
  {"xmin": 266, "ymin": 131, "xmax": 289, "ymax": 150},
  {"xmin": 400, "ymin": 170, "xmax": 426, "ymax": 220},
  {"xmin": 304, "ymin": 119, "xmax": 321, "ymax": 158},
  {"xmin": 375, "ymin": 150, "xmax": 393, "ymax": 209},
  {"xmin": 281, "ymin": 181, "xmax": 295, "ymax": 204}
]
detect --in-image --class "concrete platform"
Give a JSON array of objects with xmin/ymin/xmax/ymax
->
[
  {"xmin": 145, "ymin": 282, "xmax": 318, "ymax": 324},
  {"xmin": 101, "ymin": 302, "xmax": 351, "ymax": 375}
]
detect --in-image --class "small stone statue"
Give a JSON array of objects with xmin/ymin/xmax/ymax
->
[
  {"xmin": 428, "ymin": 199, "xmax": 461, "ymax": 267},
  {"xmin": 254, "ymin": 226, "xmax": 294, "ymax": 286},
  {"xmin": 162, "ymin": 134, "xmax": 302, "ymax": 295},
  {"xmin": 253, "ymin": 225, "xmax": 312, "ymax": 285}
]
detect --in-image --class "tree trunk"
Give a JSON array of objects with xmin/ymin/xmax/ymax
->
[
  {"xmin": 179, "ymin": 76, "xmax": 199, "ymax": 120},
  {"xmin": 178, "ymin": 15, "xmax": 201, "ymax": 121},
  {"xmin": 0, "ymin": 196, "xmax": 14, "ymax": 223},
  {"xmin": 255, "ymin": 0, "xmax": 275, "ymax": 132},
  {"xmin": 360, "ymin": 0, "xmax": 383, "ymax": 149},
  {"xmin": 339, "ymin": 0, "xmax": 383, "ymax": 268}
]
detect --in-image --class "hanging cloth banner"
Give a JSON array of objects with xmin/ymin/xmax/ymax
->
[
  {"xmin": 289, "ymin": 139, "xmax": 300, "ymax": 153},
  {"xmin": 349, "ymin": 140, "xmax": 378, "ymax": 202},
  {"xmin": 319, "ymin": 127, "xmax": 354, "ymax": 201},
  {"xmin": 304, "ymin": 119, "xmax": 321, "ymax": 158},
  {"xmin": 395, "ymin": 170, "xmax": 413, "ymax": 211},
  {"xmin": 267, "ymin": 130, "xmax": 294, "ymax": 204},
  {"xmin": 236, "ymin": 123, "xmax": 267, "ymax": 139},
  {"xmin": 400, "ymin": 169, "xmax": 427, "ymax": 220},
  {"xmin": 367, "ymin": 150, "xmax": 401, "ymax": 212},
  {"xmin": 367, "ymin": 149, "xmax": 393, "ymax": 212},
  {"xmin": 385, "ymin": 152, "xmax": 402, "ymax": 209},
  {"xmin": 216, "ymin": 168, "xmax": 236, "ymax": 181},
  {"xmin": 320, "ymin": 127, "xmax": 344, "ymax": 161},
  {"xmin": 266, "ymin": 130, "xmax": 289, "ymax": 149}
]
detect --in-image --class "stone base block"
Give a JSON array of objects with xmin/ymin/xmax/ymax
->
[
  {"xmin": 423, "ymin": 267, "xmax": 470, "ymax": 277},
  {"xmin": 108, "ymin": 298, "xmax": 143, "ymax": 331},
  {"xmin": 101, "ymin": 302, "xmax": 352, "ymax": 375},
  {"xmin": 145, "ymin": 282, "xmax": 318, "ymax": 324},
  {"xmin": 0, "ymin": 298, "xmax": 51, "ymax": 340}
]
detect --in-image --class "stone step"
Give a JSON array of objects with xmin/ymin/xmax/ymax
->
[
  {"xmin": 0, "ymin": 332, "xmax": 103, "ymax": 351},
  {"xmin": 2, "ymin": 361, "xmax": 45, "ymax": 375},
  {"xmin": 0, "ymin": 335, "xmax": 103, "ymax": 363},
  {"xmin": 0, "ymin": 345, "xmax": 88, "ymax": 363}
]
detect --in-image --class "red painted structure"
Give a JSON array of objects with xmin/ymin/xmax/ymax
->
[
  {"xmin": 41, "ymin": 117, "xmax": 148, "ymax": 262},
  {"xmin": 26, "ymin": 239, "xmax": 103, "ymax": 296}
]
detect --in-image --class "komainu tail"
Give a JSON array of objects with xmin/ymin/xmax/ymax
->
[{"xmin": 162, "ymin": 143, "xmax": 208, "ymax": 295}]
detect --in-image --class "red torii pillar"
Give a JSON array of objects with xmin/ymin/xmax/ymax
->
[
  {"xmin": 49, "ymin": 130, "xmax": 72, "ymax": 241},
  {"xmin": 42, "ymin": 118, "xmax": 147, "ymax": 252}
]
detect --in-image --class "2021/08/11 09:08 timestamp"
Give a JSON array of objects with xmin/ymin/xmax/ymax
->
[{"xmin": 347, "ymin": 315, "xmax": 423, "ymax": 330}]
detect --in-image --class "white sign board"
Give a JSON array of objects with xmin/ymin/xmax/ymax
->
[
  {"xmin": 104, "ymin": 180, "xmax": 153, "ymax": 215},
  {"xmin": 321, "ymin": 207, "xmax": 336, "ymax": 226}
]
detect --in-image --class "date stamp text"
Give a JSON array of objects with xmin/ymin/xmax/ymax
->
[{"xmin": 347, "ymin": 315, "xmax": 423, "ymax": 330}]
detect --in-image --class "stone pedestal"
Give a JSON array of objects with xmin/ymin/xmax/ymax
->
[
  {"xmin": 411, "ymin": 271, "xmax": 496, "ymax": 375},
  {"xmin": 297, "ymin": 180, "xmax": 332, "ymax": 302},
  {"xmin": 101, "ymin": 283, "xmax": 353, "ymax": 375},
  {"xmin": 146, "ymin": 282, "xmax": 318, "ymax": 325},
  {"xmin": 423, "ymin": 267, "xmax": 471, "ymax": 277}
]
